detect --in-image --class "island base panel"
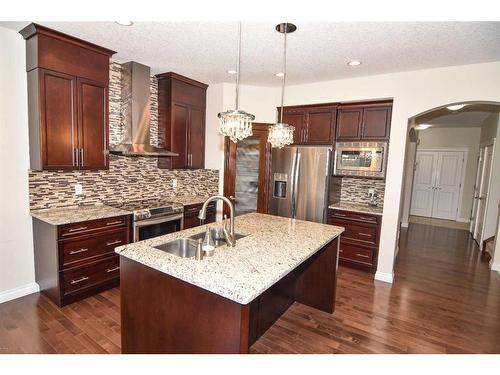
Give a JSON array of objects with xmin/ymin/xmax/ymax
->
[{"xmin": 120, "ymin": 237, "xmax": 338, "ymax": 353}]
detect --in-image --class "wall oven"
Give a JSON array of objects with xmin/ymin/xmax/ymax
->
[{"xmin": 334, "ymin": 141, "xmax": 388, "ymax": 179}]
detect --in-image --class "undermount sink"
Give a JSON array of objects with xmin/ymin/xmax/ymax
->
[
  {"xmin": 154, "ymin": 230, "xmax": 248, "ymax": 258},
  {"xmin": 188, "ymin": 229, "xmax": 247, "ymax": 248},
  {"xmin": 154, "ymin": 238, "xmax": 197, "ymax": 258}
]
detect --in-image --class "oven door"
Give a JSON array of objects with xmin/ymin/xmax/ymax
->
[{"xmin": 133, "ymin": 214, "xmax": 184, "ymax": 242}]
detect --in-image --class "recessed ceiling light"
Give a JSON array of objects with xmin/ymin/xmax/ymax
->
[
  {"xmin": 227, "ymin": 70, "xmax": 237, "ymax": 75},
  {"xmin": 446, "ymin": 104, "xmax": 466, "ymax": 111},
  {"xmin": 115, "ymin": 21, "xmax": 133, "ymax": 26},
  {"xmin": 347, "ymin": 60, "xmax": 362, "ymax": 67},
  {"xmin": 415, "ymin": 124, "xmax": 432, "ymax": 130},
  {"xmin": 275, "ymin": 72, "xmax": 285, "ymax": 77}
]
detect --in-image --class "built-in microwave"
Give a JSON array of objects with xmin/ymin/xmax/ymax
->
[{"xmin": 334, "ymin": 141, "xmax": 388, "ymax": 179}]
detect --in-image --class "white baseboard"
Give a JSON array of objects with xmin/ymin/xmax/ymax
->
[
  {"xmin": 374, "ymin": 271, "xmax": 394, "ymax": 284},
  {"xmin": 401, "ymin": 222, "xmax": 409, "ymax": 228},
  {"xmin": 491, "ymin": 262, "xmax": 500, "ymax": 274},
  {"xmin": 0, "ymin": 282, "xmax": 39, "ymax": 304},
  {"xmin": 456, "ymin": 217, "xmax": 470, "ymax": 223}
]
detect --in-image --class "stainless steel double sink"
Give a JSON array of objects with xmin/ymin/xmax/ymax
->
[{"xmin": 153, "ymin": 228, "xmax": 247, "ymax": 258}]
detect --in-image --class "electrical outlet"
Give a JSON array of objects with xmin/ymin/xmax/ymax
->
[
  {"xmin": 368, "ymin": 188, "xmax": 375, "ymax": 197},
  {"xmin": 74, "ymin": 183, "xmax": 83, "ymax": 196},
  {"xmin": 172, "ymin": 179, "xmax": 178, "ymax": 189}
]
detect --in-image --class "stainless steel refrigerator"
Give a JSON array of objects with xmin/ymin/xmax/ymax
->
[{"xmin": 268, "ymin": 146, "xmax": 332, "ymax": 223}]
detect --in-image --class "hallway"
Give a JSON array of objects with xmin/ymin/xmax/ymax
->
[{"xmin": 1, "ymin": 222, "xmax": 499, "ymax": 353}]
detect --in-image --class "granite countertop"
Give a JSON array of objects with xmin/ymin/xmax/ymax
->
[
  {"xmin": 115, "ymin": 212, "xmax": 344, "ymax": 305},
  {"xmin": 30, "ymin": 204, "xmax": 132, "ymax": 226},
  {"xmin": 328, "ymin": 201, "xmax": 383, "ymax": 216},
  {"xmin": 172, "ymin": 195, "xmax": 211, "ymax": 206}
]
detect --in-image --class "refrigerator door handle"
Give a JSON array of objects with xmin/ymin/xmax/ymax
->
[{"xmin": 291, "ymin": 151, "xmax": 301, "ymax": 218}]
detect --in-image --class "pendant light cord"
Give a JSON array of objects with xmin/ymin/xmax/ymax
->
[
  {"xmin": 279, "ymin": 23, "xmax": 288, "ymax": 124},
  {"xmin": 235, "ymin": 21, "xmax": 242, "ymax": 110}
]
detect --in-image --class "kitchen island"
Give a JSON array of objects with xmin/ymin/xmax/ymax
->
[{"xmin": 116, "ymin": 213, "xmax": 344, "ymax": 353}]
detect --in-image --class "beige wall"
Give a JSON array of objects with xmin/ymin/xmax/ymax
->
[
  {"xmin": 480, "ymin": 112, "xmax": 499, "ymax": 143},
  {"xmin": 416, "ymin": 127, "xmax": 481, "ymax": 221},
  {"xmin": 0, "ymin": 27, "xmax": 38, "ymax": 302}
]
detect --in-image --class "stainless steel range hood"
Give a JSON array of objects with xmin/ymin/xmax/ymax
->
[{"xmin": 109, "ymin": 61, "xmax": 177, "ymax": 157}]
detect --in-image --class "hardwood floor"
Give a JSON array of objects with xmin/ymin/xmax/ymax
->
[{"xmin": 1, "ymin": 222, "xmax": 499, "ymax": 354}]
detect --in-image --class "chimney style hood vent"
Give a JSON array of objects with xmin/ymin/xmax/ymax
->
[{"xmin": 109, "ymin": 61, "xmax": 177, "ymax": 157}]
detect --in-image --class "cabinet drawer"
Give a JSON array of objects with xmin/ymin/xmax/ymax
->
[
  {"xmin": 60, "ymin": 229, "xmax": 128, "ymax": 268},
  {"xmin": 59, "ymin": 215, "xmax": 128, "ymax": 238},
  {"xmin": 329, "ymin": 209, "xmax": 380, "ymax": 224},
  {"xmin": 339, "ymin": 241, "xmax": 374, "ymax": 266},
  {"xmin": 330, "ymin": 219, "xmax": 377, "ymax": 245},
  {"xmin": 61, "ymin": 256, "xmax": 120, "ymax": 296}
]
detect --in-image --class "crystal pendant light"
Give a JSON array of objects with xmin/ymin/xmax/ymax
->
[
  {"xmin": 218, "ymin": 22, "xmax": 255, "ymax": 143},
  {"xmin": 268, "ymin": 23, "xmax": 296, "ymax": 148}
]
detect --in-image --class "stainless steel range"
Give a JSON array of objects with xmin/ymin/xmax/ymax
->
[{"xmin": 106, "ymin": 199, "xmax": 184, "ymax": 242}]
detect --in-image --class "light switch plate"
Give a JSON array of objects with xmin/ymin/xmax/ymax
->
[
  {"xmin": 74, "ymin": 183, "xmax": 83, "ymax": 195},
  {"xmin": 368, "ymin": 188, "xmax": 375, "ymax": 197},
  {"xmin": 172, "ymin": 179, "xmax": 178, "ymax": 189}
]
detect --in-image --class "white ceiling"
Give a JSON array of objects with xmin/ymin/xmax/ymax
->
[{"xmin": 2, "ymin": 21, "xmax": 500, "ymax": 86}]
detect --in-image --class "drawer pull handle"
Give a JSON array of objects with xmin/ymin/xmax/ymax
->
[
  {"xmin": 106, "ymin": 220, "xmax": 123, "ymax": 226},
  {"xmin": 68, "ymin": 226, "xmax": 87, "ymax": 232},
  {"xmin": 106, "ymin": 266, "xmax": 120, "ymax": 273},
  {"xmin": 70, "ymin": 276, "xmax": 89, "ymax": 284},
  {"xmin": 358, "ymin": 233, "xmax": 371, "ymax": 237},
  {"xmin": 335, "ymin": 213, "xmax": 347, "ymax": 217},
  {"xmin": 106, "ymin": 240, "xmax": 122, "ymax": 246},
  {"xmin": 356, "ymin": 253, "xmax": 370, "ymax": 258},
  {"xmin": 359, "ymin": 216, "xmax": 375, "ymax": 221},
  {"xmin": 339, "ymin": 249, "xmax": 343, "ymax": 253},
  {"xmin": 69, "ymin": 248, "xmax": 88, "ymax": 255}
]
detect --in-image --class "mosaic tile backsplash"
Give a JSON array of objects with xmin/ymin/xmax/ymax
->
[
  {"xmin": 29, "ymin": 156, "xmax": 219, "ymax": 210},
  {"xmin": 340, "ymin": 177, "xmax": 385, "ymax": 207},
  {"xmin": 29, "ymin": 62, "xmax": 218, "ymax": 210}
]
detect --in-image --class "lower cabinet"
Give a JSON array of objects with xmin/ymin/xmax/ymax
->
[
  {"xmin": 327, "ymin": 208, "xmax": 381, "ymax": 272},
  {"xmin": 183, "ymin": 202, "xmax": 216, "ymax": 230},
  {"xmin": 33, "ymin": 215, "xmax": 131, "ymax": 306}
]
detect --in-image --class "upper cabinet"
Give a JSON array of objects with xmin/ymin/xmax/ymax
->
[
  {"xmin": 278, "ymin": 104, "xmax": 337, "ymax": 145},
  {"xmin": 336, "ymin": 101, "xmax": 392, "ymax": 142},
  {"xmin": 21, "ymin": 23, "xmax": 115, "ymax": 171},
  {"xmin": 156, "ymin": 72, "xmax": 208, "ymax": 169}
]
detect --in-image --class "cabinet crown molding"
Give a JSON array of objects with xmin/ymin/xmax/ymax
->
[
  {"xmin": 20, "ymin": 23, "xmax": 116, "ymax": 57},
  {"xmin": 155, "ymin": 72, "xmax": 208, "ymax": 89}
]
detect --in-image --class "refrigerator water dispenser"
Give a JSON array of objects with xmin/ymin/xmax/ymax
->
[{"xmin": 273, "ymin": 173, "xmax": 288, "ymax": 198}]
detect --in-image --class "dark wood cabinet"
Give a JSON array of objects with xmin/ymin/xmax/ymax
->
[
  {"xmin": 336, "ymin": 108, "xmax": 363, "ymax": 140},
  {"xmin": 279, "ymin": 104, "xmax": 337, "ymax": 145},
  {"xmin": 156, "ymin": 72, "xmax": 208, "ymax": 169},
  {"xmin": 21, "ymin": 23, "xmax": 114, "ymax": 171},
  {"xmin": 327, "ymin": 208, "xmax": 381, "ymax": 272},
  {"xmin": 183, "ymin": 202, "xmax": 216, "ymax": 230},
  {"xmin": 33, "ymin": 215, "xmax": 130, "ymax": 306},
  {"xmin": 336, "ymin": 101, "xmax": 392, "ymax": 142}
]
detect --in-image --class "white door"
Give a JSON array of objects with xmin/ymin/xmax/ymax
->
[
  {"xmin": 470, "ymin": 148, "xmax": 484, "ymax": 234},
  {"xmin": 431, "ymin": 152, "xmax": 464, "ymax": 220},
  {"xmin": 410, "ymin": 150, "xmax": 464, "ymax": 220},
  {"xmin": 411, "ymin": 152, "xmax": 437, "ymax": 217},
  {"xmin": 474, "ymin": 145, "xmax": 493, "ymax": 244}
]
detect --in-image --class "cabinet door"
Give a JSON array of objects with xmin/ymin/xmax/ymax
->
[
  {"xmin": 39, "ymin": 69, "xmax": 78, "ymax": 169},
  {"xmin": 336, "ymin": 108, "xmax": 363, "ymax": 141},
  {"xmin": 77, "ymin": 78, "xmax": 108, "ymax": 169},
  {"xmin": 305, "ymin": 108, "xmax": 335, "ymax": 144},
  {"xmin": 281, "ymin": 111, "xmax": 306, "ymax": 144},
  {"xmin": 171, "ymin": 103, "xmax": 189, "ymax": 168},
  {"xmin": 188, "ymin": 107, "xmax": 205, "ymax": 169},
  {"xmin": 361, "ymin": 106, "xmax": 391, "ymax": 140}
]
